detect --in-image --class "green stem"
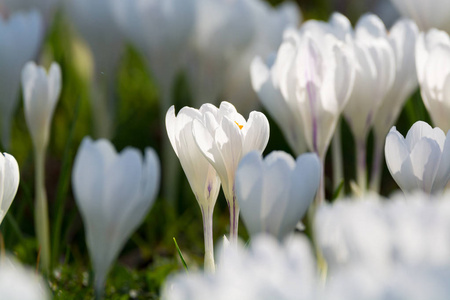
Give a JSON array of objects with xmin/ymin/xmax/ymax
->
[
  {"xmin": 369, "ymin": 134, "xmax": 384, "ymax": 193},
  {"xmin": 332, "ymin": 120, "xmax": 344, "ymax": 197},
  {"xmin": 34, "ymin": 148, "xmax": 51, "ymax": 273},
  {"xmin": 94, "ymin": 274, "xmax": 105, "ymax": 300},
  {"xmin": 356, "ymin": 138, "xmax": 367, "ymax": 194}
]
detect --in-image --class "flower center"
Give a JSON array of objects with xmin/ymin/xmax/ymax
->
[{"xmin": 235, "ymin": 121, "xmax": 243, "ymax": 130}]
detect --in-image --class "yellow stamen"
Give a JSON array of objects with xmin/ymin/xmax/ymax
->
[{"xmin": 235, "ymin": 121, "xmax": 243, "ymax": 130}]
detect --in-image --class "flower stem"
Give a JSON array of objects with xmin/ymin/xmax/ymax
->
[
  {"xmin": 201, "ymin": 205, "xmax": 215, "ymax": 272},
  {"xmin": 315, "ymin": 155, "xmax": 325, "ymax": 205},
  {"xmin": 228, "ymin": 190, "xmax": 240, "ymax": 243},
  {"xmin": 332, "ymin": 120, "xmax": 344, "ymax": 197},
  {"xmin": 94, "ymin": 273, "xmax": 105, "ymax": 300},
  {"xmin": 356, "ymin": 138, "xmax": 367, "ymax": 194},
  {"xmin": 34, "ymin": 148, "xmax": 50, "ymax": 274},
  {"xmin": 369, "ymin": 134, "xmax": 384, "ymax": 193}
]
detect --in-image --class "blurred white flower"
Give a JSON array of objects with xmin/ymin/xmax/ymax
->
[
  {"xmin": 21, "ymin": 62, "xmax": 61, "ymax": 152},
  {"xmin": 0, "ymin": 152, "xmax": 19, "ymax": 225},
  {"xmin": 192, "ymin": 101, "xmax": 269, "ymax": 241},
  {"xmin": 72, "ymin": 137, "xmax": 160, "ymax": 295},
  {"xmin": 373, "ymin": 19, "xmax": 419, "ymax": 139},
  {"xmin": 389, "ymin": 0, "xmax": 450, "ymax": 32},
  {"xmin": 166, "ymin": 105, "xmax": 221, "ymax": 271},
  {"xmin": 251, "ymin": 47, "xmax": 307, "ymax": 156},
  {"xmin": 187, "ymin": 0, "xmax": 254, "ymax": 106},
  {"xmin": 343, "ymin": 13, "xmax": 395, "ymax": 142},
  {"xmin": 0, "ymin": 256, "xmax": 49, "ymax": 300},
  {"xmin": 370, "ymin": 19, "xmax": 419, "ymax": 191},
  {"xmin": 416, "ymin": 29, "xmax": 450, "ymax": 86},
  {"xmin": 65, "ymin": 0, "xmax": 123, "ymax": 138},
  {"xmin": 235, "ymin": 151, "xmax": 320, "ymax": 240},
  {"xmin": 385, "ymin": 121, "xmax": 450, "ymax": 194},
  {"xmin": 417, "ymin": 35, "xmax": 450, "ymax": 132},
  {"xmin": 315, "ymin": 196, "xmax": 392, "ymax": 272},
  {"xmin": 224, "ymin": 0, "xmax": 301, "ymax": 114},
  {"xmin": 0, "ymin": 10, "xmax": 43, "ymax": 148},
  {"xmin": 161, "ymin": 234, "xmax": 318, "ymax": 300},
  {"xmin": 113, "ymin": 0, "xmax": 195, "ymax": 102},
  {"xmin": 0, "ymin": 0, "xmax": 59, "ymax": 27},
  {"xmin": 66, "ymin": 0, "xmax": 123, "ymax": 77},
  {"xmin": 317, "ymin": 191, "xmax": 450, "ymax": 300}
]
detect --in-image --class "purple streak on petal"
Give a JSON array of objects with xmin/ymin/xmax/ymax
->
[{"xmin": 207, "ymin": 181, "xmax": 212, "ymax": 199}]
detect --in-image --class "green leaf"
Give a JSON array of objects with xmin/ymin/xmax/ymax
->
[
  {"xmin": 173, "ymin": 237, "xmax": 188, "ymax": 272},
  {"xmin": 332, "ymin": 180, "xmax": 344, "ymax": 201}
]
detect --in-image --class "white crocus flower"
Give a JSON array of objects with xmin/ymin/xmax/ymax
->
[
  {"xmin": 21, "ymin": 61, "xmax": 61, "ymax": 273},
  {"xmin": 235, "ymin": 151, "xmax": 320, "ymax": 240},
  {"xmin": 418, "ymin": 41, "xmax": 450, "ymax": 132},
  {"xmin": 385, "ymin": 121, "xmax": 450, "ymax": 194},
  {"xmin": 166, "ymin": 105, "xmax": 221, "ymax": 272},
  {"xmin": 252, "ymin": 23, "xmax": 354, "ymax": 202},
  {"xmin": 343, "ymin": 14, "xmax": 395, "ymax": 192},
  {"xmin": 0, "ymin": 10, "xmax": 43, "ymax": 149},
  {"xmin": 370, "ymin": 19, "xmax": 419, "ymax": 192},
  {"xmin": 72, "ymin": 137, "xmax": 160, "ymax": 297},
  {"xmin": 389, "ymin": 0, "xmax": 450, "ymax": 32},
  {"xmin": 0, "ymin": 152, "xmax": 19, "ymax": 225},
  {"xmin": 192, "ymin": 102, "xmax": 269, "ymax": 242},
  {"xmin": 22, "ymin": 62, "xmax": 61, "ymax": 152},
  {"xmin": 251, "ymin": 38, "xmax": 307, "ymax": 156}
]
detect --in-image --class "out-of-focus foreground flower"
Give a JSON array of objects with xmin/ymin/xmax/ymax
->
[
  {"xmin": 192, "ymin": 101, "xmax": 269, "ymax": 242},
  {"xmin": 0, "ymin": 256, "xmax": 50, "ymax": 300},
  {"xmin": 166, "ymin": 105, "xmax": 221, "ymax": 272},
  {"xmin": 385, "ymin": 121, "xmax": 450, "ymax": 194},
  {"xmin": 161, "ymin": 235, "xmax": 318, "ymax": 300},
  {"xmin": 235, "ymin": 150, "xmax": 320, "ymax": 240},
  {"xmin": 72, "ymin": 137, "xmax": 160, "ymax": 297},
  {"xmin": 0, "ymin": 152, "xmax": 19, "ymax": 225},
  {"xmin": 162, "ymin": 192, "xmax": 450, "ymax": 300}
]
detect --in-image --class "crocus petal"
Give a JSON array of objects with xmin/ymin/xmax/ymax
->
[
  {"xmin": 0, "ymin": 153, "xmax": 19, "ymax": 224},
  {"xmin": 235, "ymin": 151, "xmax": 264, "ymax": 237},
  {"xmin": 409, "ymin": 138, "xmax": 441, "ymax": 193},
  {"xmin": 242, "ymin": 111, "xmax": 270, "ymax": 155}
]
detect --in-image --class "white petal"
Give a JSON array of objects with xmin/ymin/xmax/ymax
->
[
  {"xmin": 281, "ymin": 152, "xmax": 320, "ymax": 236},
  {"xmin": 385, "ymin": 127, "xmax": 409, "ymax": 175},
  {"xmin": 409, "ymin": 137, "xmax": 441, "ymax": 193},
  {"xmin": 405, "ymin": 121, "xmax": 445, "ymax": 150},
  {"xmin": 432, "ymin": 130, "xmax": 450, "ymax": 192},
  {"xmin": 242, "ymin": 111, "xmax": 270, "ymax": 155},
  {"xmin": 235, "ymin": 151, "xmax": 264, "ymax": 237},
  {"xmin": 0, "ymin": 153, "xmax": 19, "ymax": 224}
]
